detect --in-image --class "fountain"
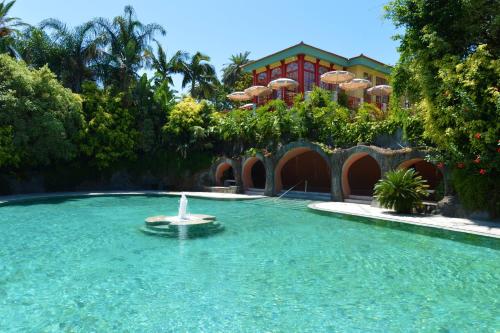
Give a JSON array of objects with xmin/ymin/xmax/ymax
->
[
  {"xmin": 140, "ymin": 193, "xmax": 223, "ymax": 238},
  {"xmin": 178, "ymin": 193, "xmax": 189, "ymax": 220}
]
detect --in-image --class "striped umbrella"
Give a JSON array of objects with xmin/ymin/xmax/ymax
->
[
  {"xmin": 367, "ymin": 85, "xmax": 393, "ymax": 96},
  {"xmin": 227, "ymin": 91, "xmax": 252, "ymax": 101},
  {"xmin": 268, "ymin": 78, "xmax": 299, "ymax": 90},
  {"xmin": 320, "ymin": 70, "xmax": 355, "ymax": 84},
  {"xmin": 244, "ymin": 85, "xmax": 272, "ymax": 97},
  {"xmin": 339, "ymin": 78, "xmax": 372, "ymax": 91}
]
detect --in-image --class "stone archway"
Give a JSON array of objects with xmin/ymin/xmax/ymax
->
[
  {"xmin": 275, "ymin": 146, "xmax": 331, "ymax": 193},
  {"xmin": 342, "ymin": 153, "xmax": 381, "ymax": 197},
  {"xmin": 215, "ymin": 162, "xmax": 235, "ymax": 186},
  {"xmin": 399, "ymin": 158, "xmax": 443, "ymax": 200},
  {"xmin": 242, "ymin": 157, "xmax": 266, "ymax": 190}
]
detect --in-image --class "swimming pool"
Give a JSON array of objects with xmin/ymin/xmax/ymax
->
[{"xmin": 0, "ymin": 195, "xmax": 499, "ymax": 332}]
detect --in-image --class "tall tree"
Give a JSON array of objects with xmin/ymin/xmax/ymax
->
[
  {"xmin": 221, "ymin": 51, "xmax": 250, "ymax": 88},
  {"xmin": 386, "ymin": 0, "xmax": 500, "ymax": 216},
  {"xmin": 0, "ymin": 0, "xmax": 27, "ymax": 55},
  {"xmin": 96, "ymin": 5, "xmax": 165, "ymax": 90},
  {"xmin": 146, "ymin": 41, "xmax": 188, "ymax": 86},
  {"xmin": 40, "ymin": 19, "xmax": 102, "ymax": 92},
  {"xmin": 178, "ymin": 51, "xmax": 218, "ymax": 100}
]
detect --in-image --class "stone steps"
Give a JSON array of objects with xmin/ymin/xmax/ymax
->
[{"xmin": 277, "ymin": 190, "xmax": 331, "ymax": 201}]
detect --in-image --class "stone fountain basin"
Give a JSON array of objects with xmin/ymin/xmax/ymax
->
[{"xmin": 145, "ymin": 214, "xmax": 216, "ymax": 226}]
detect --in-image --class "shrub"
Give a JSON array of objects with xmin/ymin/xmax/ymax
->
[
  {"xmin": 0, "ymin": 54, "xmax": 83, "ymax": 167},
  {"xmin": 374, "ymin": 168, "xmax": 429, "ymax": 214}
]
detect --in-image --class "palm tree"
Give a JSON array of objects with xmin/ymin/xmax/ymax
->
[
  {"xmin": 221, "ymin": 51, "xmax": 251, "ymax": 88},
  {"xmin": 40, "ymin": 19, "xmax": 103, "ymax": 92},
  {"xmin": 96, "ymin": 5, "xmax": 165, "ymax": 90},
  {"xmin": 0, "ymin": 0, "xmax": 28, "ymax": 55},
  {"xmin": 146, "ymin": 41, "xmax": 188, "ymax": 85},
  {"xmin": 178, "ymin": 51, "xmax": 218, "ymax": 100}
]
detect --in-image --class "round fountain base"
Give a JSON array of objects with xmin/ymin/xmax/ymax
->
[{"xmin": 141, "ymin": 214, "xmax": 222, "ymax": 238}]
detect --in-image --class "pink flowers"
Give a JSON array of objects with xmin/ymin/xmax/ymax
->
[
  {"xmin": 473, "ymin": 156, "xmax": 481, "ymax": 164},
  {"xmin": 479, "ymin": 169, "xmax": 487, "ymax": 175},
  {"xmin": 474, "ymin": 132, "xmax": 481, "ymax": 139},
  {"xmin": 437, "ymin": 162, "xmax": 444, "ymax": 169}
]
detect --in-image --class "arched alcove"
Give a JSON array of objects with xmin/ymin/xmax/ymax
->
[
  {"xmin": 342, "ymin": 153, "xmax": 381, "ymax": 197},
  {"xmin": 242, "ymin": 157, "xmax": 266, "ymax": 189},
  {"xmin": 275, "ymin": 148, "xmax": 331, "ymax": 193},
  {"xmin": 215, "ymin": 162, "xmax": 235, "ymax": 186}
]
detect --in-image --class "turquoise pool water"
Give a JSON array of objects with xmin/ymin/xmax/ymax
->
[{"xmin": 0, "ymin": 195, "xmax": 499, "ymax": 332}]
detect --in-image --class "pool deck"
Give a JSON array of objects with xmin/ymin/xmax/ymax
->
[
  {"xmin": 309, "ymin": 202, "xmax": 500, "ymax": 239},
  {"xmin": 0, "ymin": 191, "xmax": 265, "ymax": 205}
]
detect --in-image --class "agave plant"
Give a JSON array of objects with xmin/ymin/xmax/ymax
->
[{"xmin": 374, "ymin": 168, "xmax": 429, "ymax": 214}]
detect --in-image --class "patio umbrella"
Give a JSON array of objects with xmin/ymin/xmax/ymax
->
[
  {"xmin": 320, "ymin": 70, "xmax": 355, "ymax": 84},
  {"xmin": 320, "ymin": 70, "xmax": 355, "ymax": 102},
  {"xmin": 340, "ymin": 78, "xmax": 372, "ymax": 105},
  {"xmin": 367, "ymin": 85, "xmax": 393, "ymax": 111},
  {"xmin": 244, "ymin": 85, "xmax": 272, "ymax": 97},
  {"xmin": 267, "ymin": 78, "xmax": 299, "ymax": 90},
  {"xmin": 227, "ymin": 91, "xmax": 252, "ymax": 102},
  {"xmin": 366, "ymin": 85, "xmax": 393, "ymax": 96},
  {"xmin": 339, "ymin": 78, "xmax": 372, "ymax": 91},
  {"xmin": 240, "ymin": 103, "xmax": 254, "ymax": 110}
]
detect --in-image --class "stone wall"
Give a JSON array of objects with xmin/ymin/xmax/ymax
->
[{"xmin": 209, "ymin": 141, "xmax": 449, "ymax": 202}]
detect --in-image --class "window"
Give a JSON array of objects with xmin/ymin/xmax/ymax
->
[
  {"xmin": 271, "ymin": 67, "xmax": 282, "ymax": 80},
  {"xmin": 376, "ymin": 76, "xmax": 387, "ymax": 85},
  {"xmin": 319, "ymin": 66, "xmax": 332, "ymax": 90},
  {"xmin": 363, "ymin": 72, "xmax": 373, "ymax": 103},
  {"xmin": 257, "ymin": 72, "xmax": 267, "ymax": 85},
  {"xmin": 304, "ymin": 61, "xmax": 315, "ymax": 92},
  {"xmin": 286, "ymin": 62, "xmax": 298, "ymax": 81}
]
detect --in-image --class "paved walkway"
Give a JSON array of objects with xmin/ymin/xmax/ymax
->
[
  {"xmin": 309, "ymin": 202, "xmax": 500, "ymax": 239},
  {"xmin": 0, "ymin": 191, "xmax": 264, "ymax": 205}
]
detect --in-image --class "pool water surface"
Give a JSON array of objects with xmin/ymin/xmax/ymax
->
[{"xmin": 0, "ymin": 195, "xmax": 499, "ymax": 332}]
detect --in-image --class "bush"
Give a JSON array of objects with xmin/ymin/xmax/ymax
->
[
  {"xmin": 0, "ymin": 54, "xmax": 83, "ymax": 168},
  {"xmin": 374, "ymin": 168, "xmax": 429, "ymax": 214}
]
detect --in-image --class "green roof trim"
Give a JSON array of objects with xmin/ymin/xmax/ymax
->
[{"xmin": 242, "ymin": 42, "xmax": 392, "ymax": 75}]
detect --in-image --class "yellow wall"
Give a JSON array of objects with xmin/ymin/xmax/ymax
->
[{"xmin": 345, "ymin": 65, "xmax": 390, "ymax": 101}]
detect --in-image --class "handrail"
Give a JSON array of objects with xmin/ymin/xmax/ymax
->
[{"xmin": 277, "ymin": 180, "xmax": 303, "ymax": 200}]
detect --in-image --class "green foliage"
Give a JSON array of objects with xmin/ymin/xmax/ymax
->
[
  {"xmin": 451, "ymin": 168, "xmax": 500, "ymax": 218},
  {"xmin": 0, "ymin": 125, "xmax": 19, "ymax": 167},
  {"xmin": 0, "ymin": 0, "xmax": 27, "ymax": 55},
  {"xmin": 163, "ymin": 96, "xmax": 213, "ymax": 157},
  {"xmin": 374, "ymin": 168, "xmax": 429, "ymax": 214},
  {"xmin": 386, "ymin": 0, "xmax": 500, "ymax": 216},
  {"xmin": 221, "ymin": 51, "xmax": 251, "ymax": 88},
  {"xmin": 0, "ymin": 54, "xmax": 83, "ymax": 167},
  {"xmin": 177, "ymin": 52, "xmax": 218, "ymax": 100},
  {"xmin": 79, "ymin": 82, "xmax": 138, "ymax": 169},
  {"xmin": 214, "ymin": 86, "xmax": 408, "ymax": 155}
]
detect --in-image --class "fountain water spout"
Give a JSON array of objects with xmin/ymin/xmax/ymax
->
[{"xmin": 178, "ymin": 193, "xmax": 189, "ymax": 220}]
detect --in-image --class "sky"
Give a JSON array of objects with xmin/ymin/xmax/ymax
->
[{"xmin": 11, "ymin": 0, "xmax": 401, "ymax": 91}]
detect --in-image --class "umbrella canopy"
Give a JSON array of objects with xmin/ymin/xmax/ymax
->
[
  {"xmin": 268, "ymin": 78, "xmax": 299, "ymax": 90},
  {"xmin": 320, "ymin": 70, "xmax": 355, "ymax": 84},
  {"xmin": 227, "ymin": 91, "xmax": 252, "ymax": 101},
  {"xmin": 339, "ymin": 78, "xmax": 372, "ymax": 91},
  {"xmin": 244, "ymin": 85, "xmax": 272, "ymax": 97},
  {"xmin": 240, "ymin": 103, "xmax": 254, "ymax": 110},
  {"xmin": 367, "ymin": 85, "xmax": 393, "ymax": 96}
]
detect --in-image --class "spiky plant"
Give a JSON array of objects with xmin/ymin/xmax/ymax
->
[{"xmin": 374, "ymin": 168, "xmax": 429, "ymax": 214}]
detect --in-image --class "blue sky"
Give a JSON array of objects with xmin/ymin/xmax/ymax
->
[{"xmin": 11, "ymin": 0, "xmax": 400, "ymax": 91}]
